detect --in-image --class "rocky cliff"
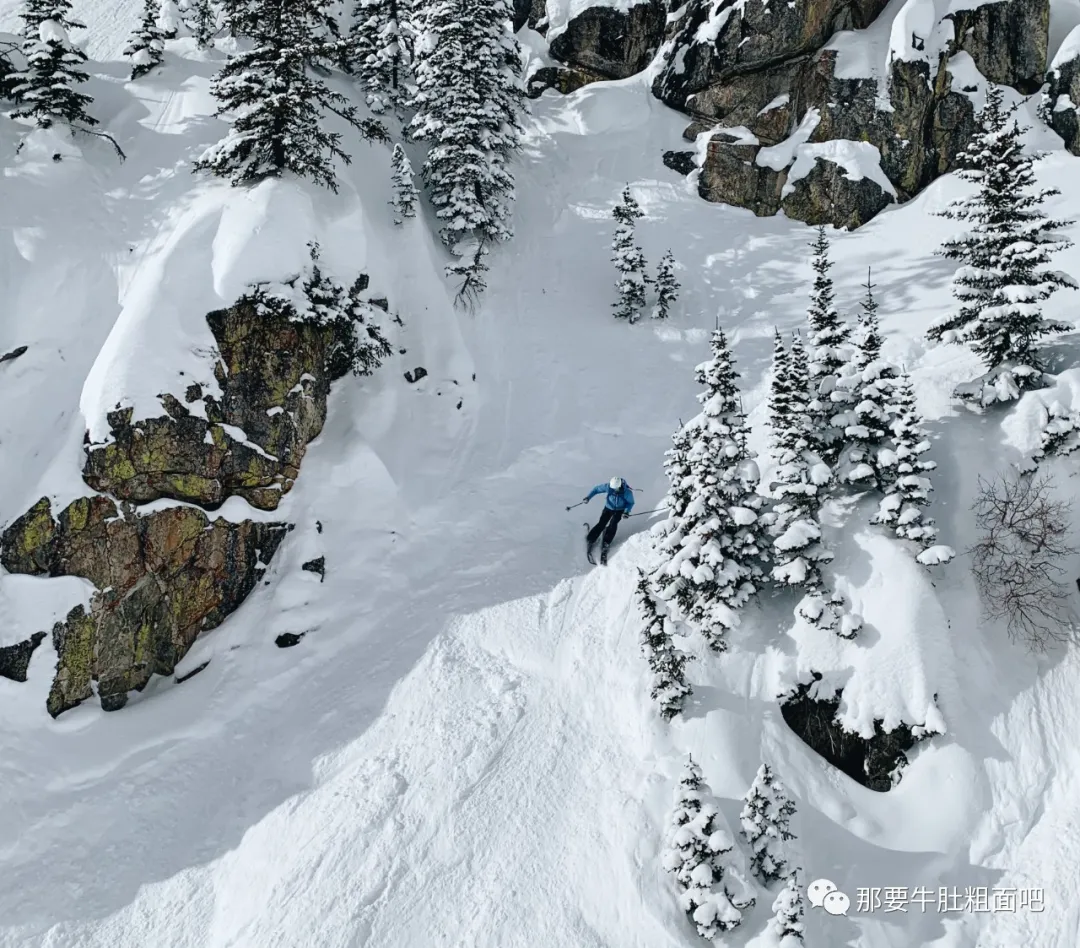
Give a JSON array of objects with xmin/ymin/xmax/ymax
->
[
  {"xmin": 535, "ymin": 0, "xmax": 1058, "ymax": 229},
  {"xmin": 1, "ymin": 287, "xmax": 374, "ymax": 716}
]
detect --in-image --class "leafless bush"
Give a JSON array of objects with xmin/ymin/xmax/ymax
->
[{"xmin": 970, "ymin": 472, "xmax": 1079, "ymax": 651}]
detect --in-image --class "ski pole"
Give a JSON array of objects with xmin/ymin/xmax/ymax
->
[
  {"xmin": 566, "ymin": 500, "xmax": 587, "ymax": 511},
  {"xmin": 627, "ymin": 506, "xmax": 667, "ymax": 518}
]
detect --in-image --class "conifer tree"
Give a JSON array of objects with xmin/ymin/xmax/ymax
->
[
  {"xmin": 349, "ymin": 0, "xmax": 413, "ymax": 114},
  {"xmin": 662, "ymin": 756, "xmax": 750, "ymax": 940},
  {"xmin": 839, "ymin": 268, "xmax": 895, "ymax": 488},
  {"xmin": 610, "ymin": 185, "xmax": 648, "ymax": 322},
  {"xmin": 872, "ymin": 373, "xmax": 953, "ymax": 564},
  {"xmin": 125, "ymin": 0, "xmax": 167, "ymax": 80},
  {"xmin": 409, "ymin": 0, "xmax": 523, "ymax": 263},
  {"xmin": 653, "ymin": 249, "xmax": 680, "ymax": 319},
  {"xmin": 740, "ymin": 764, "xmax": 796, "ymax": 885},
  {"xmin": 245, "ymin": 243, "xmax": 392, "ymax": 378},
  {"xmin": 389, "ymin": 142, "xmax": 418, "ymax": 224},
  {"xmin": 804, "ymin": 227, "xmax": 855, "ymax": 466},
  {"xmin": 158, "ymin": 0, "xmax": 182, "ymax": 37},
  {"xmin": 654, "ymin": 328, "xmax": 768, "ymax": 652},
  {"xmin": 661, "ymin": 418, "xmax": 697, "ymax": 522},
  {"xmin": 635, "ymin": 572, "xmax": 692, "ymax": 720},
  {"xmin": 195, "ymin": 0, "xmax": 375, "ymax": 192},
  {"xmin": 767, "ymin": 870, "xmax": 806, "ymax": 947},
  {"xmin": 767, "ymin": 331, "xmax": 832, "ymax": 597},
  {"xmin": 181, "ymin": 0, "xmax": 218, "ymax": 46},
  {"xmin": 11, "ymin": 0, "xmax": 98, "ymax": 130},
  {"xmin": 929, "ymin": 85, "xmax": 1076, "ymax": 403}
]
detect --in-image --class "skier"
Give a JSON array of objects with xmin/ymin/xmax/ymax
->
[{"xmin": 583, "ymin": 476, "xmax": 634, "ymax": 564}]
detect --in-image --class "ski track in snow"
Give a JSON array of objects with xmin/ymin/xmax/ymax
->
[{"xmin": 3, "ymin": 7, "xmax": 1080, "ymax": 947}]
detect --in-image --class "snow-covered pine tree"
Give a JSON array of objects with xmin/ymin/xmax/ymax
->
[
  {"xmin": 611, "ymin": 185, "xmax": 648, "ymax": 322},
  {"xmin": 804, "ymin": 226, "xmax": 855, "ymax": 467},
  {"xmin": 739, "ymin": 763, "xmax": 796, "ymax": 885},
  {"xmin": 196, "ymin": 0, "xmax": 378, "ymax": 192},
  {"xmin": 661, "ymin": 418, "xmax": 697, "ymax": 523},
  {"xmin": 125, "ymin": 0, "xmax": 167, "ymax": 79},
  {"xmin": 348, "ymin": 0, "xmax": 414, "ymax": 114},
  {"xmin": 872, "ymin": 373, "xmax": 954, "ymax": 565},
  {"xmin": 767, "ymin": 331, "xmax": 832, "ymax": 600},
  {"xmin": 929, "ymin": 84, "xmax": 1076, "ymax": 403},
  {"xmin": 409, "ymin": 0, "xmax": 523, "ymax": 276},
  {"xmin": 767, "ymin": 870, "xmax": 806, "ymax": 947},
  {"xmin": 158, "ymin": 0, "xmax": 183, "ymax": 38},
  {"xmin": 662, "ymin": 756, "xmax": 748, "ymax": 940},
  {"xmin": 653, "ymin": 249, "xmax": 680, "ymax": 319},
  {"xmin": 839, "ymin": 267, "xmax": 895, "ymax": 488},
  {"xmin": 10, "ymin": 0, "xmax": 98, "ymax": 130},
  {"xmin": 180, "ymin": 0, "xmax": 218, "ymax": 46},
  {"xmin": 653, "ymin": 328, "xmax": 768, "ymax": 653},
  {"xmin": 389, "ymin": 142, "xmax": 418, "ymax": 224},
  {"xmin": 635, "ymin": 571, "xmax": 692, "ymax": 720},
  {"xmin": 243, "ymin": 243, "xmax": 393, "ymax": 378}
]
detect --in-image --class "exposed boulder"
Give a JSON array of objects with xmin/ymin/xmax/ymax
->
[
  {"xmin": 548, "ymin": 0, "xmax": 666, "ymax": 80},
  {"xmin": 1, "ymin": 495, "xmax": 287, "ymax": 716},
  {"xmin": 0, "ymin": 345, "xmax": 28, "ymax": 365},
  {"xmin": 83, "ymin": 296, "xmax": 347, "ymax": 511},
  {"xmin": 781, "ymin": 153, "xmax": 896, "ymax": 229},
  {"xmin": 513, "ymin": 0, "xmax": 547, "ymax": 32},
  {"xmin": 526, "ymin": 64, "xmax": 607, "ymax": 98},
  {"xmin": 947, "ymin": 0, "xmax": 1049, "ymax": 94},
  {"xmin": 1044, "ymin": 30, "xmax": 1080, "ymax": 154},
  {"xmin": 0, "ymin": 631, "xmax": 46, "ymax": 682},
  {"xmin": 780, "ymin": 680, "xmax": 938, "ymax": 791},
  {"xmin": 694, "ymin": 134, "xmax": 786, "ymax": 217}
]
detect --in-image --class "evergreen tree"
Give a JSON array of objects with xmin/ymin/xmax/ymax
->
[
  {"xmin": 653, "ymin": 249, "xmax": 680, "ymax": 319},
  {"xmin": 767, "ymin": 331, "xmax": 832, "ymax": 597},
  {"xmin": 662, "ymin": 756, "xmax": 750, "ymax": 940},
  {"xmin": 661, "ymin": 418, "xmax": 697, "ymax": 522},
  {"xmin": 635, "ymin": 571, "xmax": 692, "ymax": 721},
  {"xmin": 767, "ymin": 870, "xmax": 806, "ymax": 947},
  {"xmin": 839, "ymin": 268, "xmax": 895, "ymax": 488},
  {"xmin": 929, "ymin": 84, "xmax": 1076, "ymax": 402},
  {"xmin": 447, "ymin": 238, "xmax": 490, "ymax": 309},
  {"xmin": 125, "ymin": 0, "xmax": 167, "ymax": 80},
  {"xmin": 610, "ymin": 185, "xmax": 648, "ymax": 322},
  {"xmin": 158, "ymin": 0, "xmax": 183, "ymax": 38},
  {"xmin": 195, "ymin": 0, "xmax": 375, "ymax": 192},
  {"xmin": 409, "ymin": 0, "xmax": 523, "ymax": 257},
  {"xmin": 872, "ymin": 373, "xmax": 953, "ymax": 563},
  {"xmin": 739, "ymin": 764, "xmax": 796, "ymax": 885},
  {"xmin": 654, "ymin": 328, "xmax": 768, "ymax": 652},
  {"xmin": 180, "ymin": 0, "xmax": 218, "ymax": 47},
  {"xmin": 245, "ymin": 243, "xmax": 392, "ymax": 378},
  {"xmin": 349, "ymin": 0, "xmax": 414, "ymax": 114},
  {"xmin": 10, "ymin": 0, "xmax": 98, "ymax": 130},
  {"xmin": 389, "ymin": 142, "xmax": 418, "ymax": 224},
  {"xmin": 804, "ymin": 226, "xmax": 855, "ymax": 466}
]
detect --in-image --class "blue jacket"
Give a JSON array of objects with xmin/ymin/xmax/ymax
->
[{"xmin": 586, "ymin": 482, "xmax": 634, "ymax": 514}]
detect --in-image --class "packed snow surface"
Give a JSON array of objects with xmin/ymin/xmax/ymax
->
[{"xmin": 3, "ymin": 4, "xmax": 1080, "ymax": 948}]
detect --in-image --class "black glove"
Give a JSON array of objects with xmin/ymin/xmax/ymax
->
[{"xmin": 583, "ymin": 496, "xmax": 590, "ymax": 503}]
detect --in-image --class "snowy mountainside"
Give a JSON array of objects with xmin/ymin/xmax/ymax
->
[{"xmin": 2, "ymin": 4, "xmax": 1080, "ymax": 948}]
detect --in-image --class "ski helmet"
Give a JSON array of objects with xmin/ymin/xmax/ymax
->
[{"xmin": 609, "ymin": 476, "xmax": 623, "ymax": 491}]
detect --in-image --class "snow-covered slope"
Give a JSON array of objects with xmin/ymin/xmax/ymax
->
[{"xmin": 3, "ymin": 4, "xmax": 1080, "ymax": 947}]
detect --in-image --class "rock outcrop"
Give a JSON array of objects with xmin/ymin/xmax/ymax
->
[
  {"xmin": 1, "ymin": 495, "xmax": 287, "ymax": 716},
  {"xmin": 0, "ymin": 631, "xmax": 46, "ymax": 682},
  {"xmin": 947, "ymin": 0, "xmax": 1049, "ymax": 94},
  {"xmin": 83, "ymin": 299, "xmax": 343, "ymax": 512},
  {"xmin": 548, "ymin": 0, "xmax": 667, "ymax": 80},
  {"xmin": 1044, "ymin": 30, "xmax": 1080, "ymax": 154},
  {"xmin": 780, "ymin": 681, "xmax": 938, "ymax": 791}
]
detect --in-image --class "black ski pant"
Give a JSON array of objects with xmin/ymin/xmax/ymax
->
[{"xmin": 588, "ymin": 507, "xmax": 625, "ymax": 548}]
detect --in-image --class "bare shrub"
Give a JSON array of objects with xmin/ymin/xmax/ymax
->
[{"xmin": 970, "ymin": 472, "xmax": 1080, "ymax": 650}]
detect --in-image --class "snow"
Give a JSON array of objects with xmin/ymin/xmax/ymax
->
[
  {"xmin": 544, "ymin": 0, "xmax": 636, "ymax": 45},
  {"xmin": 756, "ymin": 109, "xmax": 820, "ymax": 172},
  {"xmin": 4, "ymin": 14, "xmax": 1080, "ymax": 948},
  {"xmin": 1051, "ymin": 22, "xmax": 1080, "ymax": 71}
]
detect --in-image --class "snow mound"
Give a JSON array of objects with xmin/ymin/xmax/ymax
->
[
  {"xmin": 784, "ymin": 140, "xmax": 898, "ymax": 200},
  {"xmin": 784, "ymin": 529, "xmax": 956, "ymax": 737}
]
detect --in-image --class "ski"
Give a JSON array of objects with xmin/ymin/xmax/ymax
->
[{"xmin": 584, "ymin": 522, "xmax": 596, "ymax": 565}]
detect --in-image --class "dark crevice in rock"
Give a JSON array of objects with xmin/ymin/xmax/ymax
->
[
  {"xmin": 0, "ymin": 631, "xmax": 47, "ymax": 682},
  {"xmin": 780, "ymin": 679, "xmax": 938, "ymax": 792}
]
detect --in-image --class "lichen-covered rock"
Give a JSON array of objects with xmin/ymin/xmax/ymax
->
[
  {"xmin": 83, "ymin": 297, "xmax": 342, "ymax": 511},
  {"xmin": 1044, "ymin": 34, "xmax": 1080, "ymax": 154},
  {"xmin": 1, "ymin": 495, "xmax": 287, "ymax": 716},
  {"xmin": 780, "ymin": 681, "xmax": 937, "ymax": 791},
  {"xmin": 695, "ymin": 135, "xmax": 786, "ymax": 216},
  {"xmin": 781, "ymin": 155, "xmax": 896, "ymax": 229},
  {"xmin": 0, "ymin": 631, "xmax": 46, "ymax": 682},
  {"xmin": 526, "ymin": 64, "xmax": 607, "ymax": 98},
  {"xmin": 948, "ymin": 0, "xmax": 1049, "ymax": 94},
  {"xmin": 549, "ymin": 0, "xmax": 666, "ymax": 80}
]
